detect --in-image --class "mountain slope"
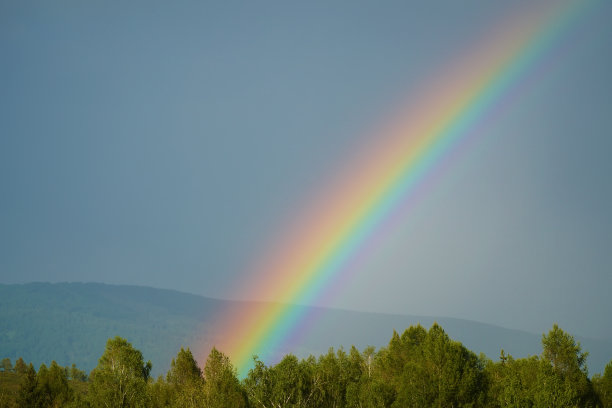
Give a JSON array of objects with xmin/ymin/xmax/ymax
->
[{"xmin": 0, "ymin": 282, "xmax": 609, "ymax": 376}]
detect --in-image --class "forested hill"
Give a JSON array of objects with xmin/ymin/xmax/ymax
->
[{"xmin": 1, "ymin": 282, "xmax": 610, "ymax": 376}]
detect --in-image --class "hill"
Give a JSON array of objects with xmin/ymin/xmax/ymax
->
[{"xmin": 0, "ymin": 282, "xmax": 609, "ymax": 376}]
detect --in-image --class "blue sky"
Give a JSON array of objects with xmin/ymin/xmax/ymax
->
[{"xmin": 1, "ymin": 0, "xmax": 611, "ymax": 339}]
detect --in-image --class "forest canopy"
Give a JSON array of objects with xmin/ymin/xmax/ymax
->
[{"xmin": 1, "ymin": 323, "xmax": 611, "ymax": 407}]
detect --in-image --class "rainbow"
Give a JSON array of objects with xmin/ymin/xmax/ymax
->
[{"xmin": 208, "ymin": 0, "xmax": 597, "ymax": 376}]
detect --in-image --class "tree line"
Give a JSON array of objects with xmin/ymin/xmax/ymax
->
[{"xmin": 1, "ymin": 323, "xmax": 611, "ymax": 407}]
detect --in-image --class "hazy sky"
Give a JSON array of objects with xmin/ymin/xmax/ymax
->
[{"xmin": 1, "ymin": 1, "xmax": 611, "ymax": 339}]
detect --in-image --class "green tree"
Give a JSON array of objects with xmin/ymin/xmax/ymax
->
[
  {"xmin": 532, "ymin": 359, "xmax": 577, "ymax": 408},
  {"xmin": 35, "ymin": 361, "xmax": 73, "ymax": 407},
  {"xmin": 425, "ymin": 323, "xmax": 487, "ymax": 406},
  {"xmin": 350, "ymin": 341, "xmax": 398, "ymax": 408},
  {"xmin": 317, "ymin": 348, "xmax": 346, "ymax": 408},
  {"xmin": 36, "ymin": 363, "xmax": 50, "ymax": 407},
  {"xmin": 245, "ymin": 354, "xmax": 317, "ymax": 408},
  {"xmin": 202, "ymin": 347, "xmax": 247, "ymax": 408},
  {"xmin": 344, "ymin": 346, "xmax": 365, "ymax": 408},
  {"xmin": 148, "ymin": 376, "xmax": 174, "ymax": 408},
  {"xmin": 541, "ymin": 324, "xmax": 596, "ymax": 407},
  {"xmin": 343, "ymin": 345, "xmax": 396, "ymax": 408},
  {"xmin": 542, "ymin": 324, "xmax": 588, "ymax": 376},
  {"xmin": 485, "ymin": 326, "xmax": 598, "ymax": 408},
  {"xmin": 243, "ymin": 356, "xmax": 273, "ymax": 408},
  {"xmin": 166, "ymin": 347, "xmax": 204, "ymax": 407},
  {"xmin": 88, "ymin": 336, "xmax": 152, "ymax": 408},
  {"xmin": 17, "ymin": 363, "xmax": 38, "ymax": 407},
  {"xmin": 68, "ymin": 363, "xmax": 88, "ymax": 382},
  {"xmin": 593, "ymin": 360, "xmax": 612, "ymax": 408},
  {"xmin": 485, "ymin": 354, "xmax": 540, "ymax": 408},
  {"xmin": 374, "ymin": 323, "xmax": 486, "ymax": 408},
  {"xmin": 0, "ymin": 358, "xmax": 12, "ymax": 373},
  {"xmin": 273, "ymin": 354, "xmax": 316, "ymax": 408},
  {"xmin": 14, "ymin": 357, "xmax": 27, "ymax": 375},
  {"xmin": 167, "ymin": 347, "xmax": 202, "ymax": 386}
]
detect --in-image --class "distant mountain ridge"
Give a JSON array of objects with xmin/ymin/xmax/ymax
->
[{"xmin": 0, "ymin": 282, "xmax": 610, "ymax": 377}]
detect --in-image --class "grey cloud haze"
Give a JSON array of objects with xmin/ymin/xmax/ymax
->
[{"xmin": 1, "ymin": 0, "xmax": 611, "ymax": 339}]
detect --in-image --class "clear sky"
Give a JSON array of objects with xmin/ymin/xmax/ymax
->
[{"xmin": 1, "ymin": 1, "xmax": 611, "ymax": 339}]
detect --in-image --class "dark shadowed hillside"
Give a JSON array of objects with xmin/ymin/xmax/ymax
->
[{"xmin": 1, "ymin": 282, "xmax": 610, "ymax": 376}]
